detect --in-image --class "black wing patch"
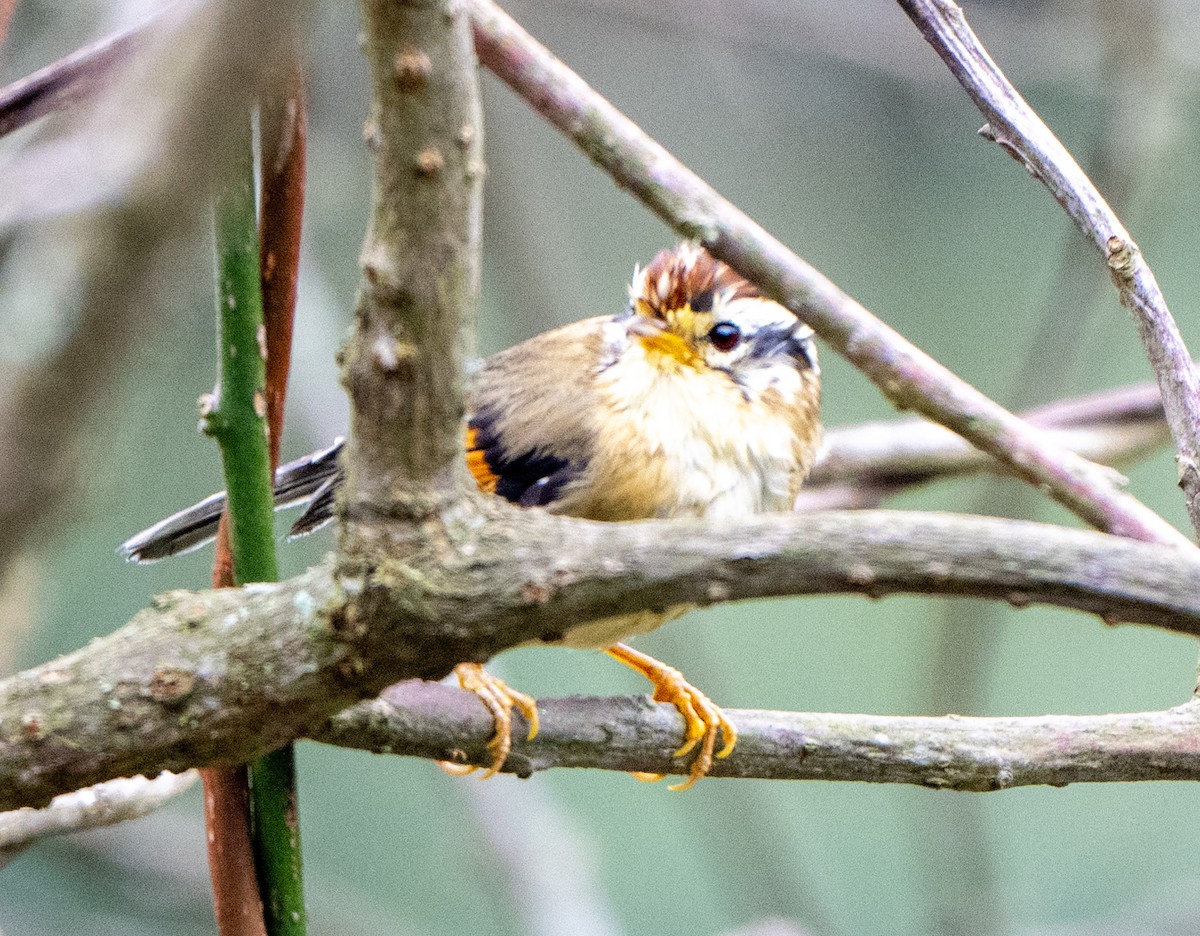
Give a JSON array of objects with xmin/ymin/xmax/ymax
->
[{"xmin": 469, "ymin": 411, "xmax": 579, "ymax": 508}]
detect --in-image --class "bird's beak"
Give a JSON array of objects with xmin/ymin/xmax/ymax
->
[
  {"xmin": 624, "ymin": 315, "xmax": 667, "ymax": 339},
  {"xmin": 626, "ymin": 314, "xmax": 699, "ymax": 366}
]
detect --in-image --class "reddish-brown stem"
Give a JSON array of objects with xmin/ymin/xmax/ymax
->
[
  {"xmin": 259, "ymin": 60, "xmax": 306, "ymax": 468},
  {"xmin": 211, "ymin": 515, "xmax": 237, "ymax": 589},
  {"xmin": 201, "ymin": 767, "xmax": 264, "ymax": 936},
  {"xmin": 0, "ymin": 0, "xmax": 18, "ymax": 52},
  {"xmin": 202, "ymin": 518, "xmax": 267, "ymax": 936}
]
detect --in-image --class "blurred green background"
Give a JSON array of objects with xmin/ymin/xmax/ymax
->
[{"xmin": 3, "ymin": 0, "xmax": 1200, "ymax": 934}]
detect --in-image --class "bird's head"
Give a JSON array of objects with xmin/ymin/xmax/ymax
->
[{"xmin": 624, "ymin": 243, "xmax": 818, "ymax": 385}]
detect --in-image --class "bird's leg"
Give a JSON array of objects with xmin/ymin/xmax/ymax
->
[
  {"xmin": 605, "ymin": 642, "xmax": 737, "ymax": 791},
  {"xmin": 439, "ymin": 662, "xmax": 540, "ymax": 778}
]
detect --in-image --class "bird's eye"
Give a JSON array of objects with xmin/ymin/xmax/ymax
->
[
  {"xmin": 708, "ymin": 321, "xmax": 741, "ymax": 352},
  {"xmin": 690, "ymin": 290, "xmax": 714, "ymax": 313}
]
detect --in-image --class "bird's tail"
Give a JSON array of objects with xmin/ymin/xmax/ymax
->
[{"xmin": 118, "ymin": 438, "xmax": 344, "ymax": 563}]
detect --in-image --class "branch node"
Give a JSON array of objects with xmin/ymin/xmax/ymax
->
[
  {"xmin": 19, "ymin": 713, "xmax": 45, "ymax": 742},
  {"xmin": 415, "ymin": 146, "xmax": 445, "ymax": 176},
  {"xmin": 393, "ymin": 46, "xmax": 432, "ymax": 92},
  {"xmin": 1005, "ymin": 591, "xmax": 1030, "ymax": 609},
  {"xmin": 149, "ymin": 667, "xmax": 197, "ymax": 704},
  {"xmin": 1105, "ymin": 234, "xmax": 1137, "ymax": 279},
  {"xmin": 847, "ymin": 562, "xmax": 876, "ymax": 589},
  {"xmin": 371, "ymin": 334, "xmax": 417, "ymax": 373},
  {"xmin": 1176, "ymin": 453, "xmax": 1199, "ymax": 486},
  {"xmin": 362, "ymin": 119, "xmax": 383, "ymax": 151}
]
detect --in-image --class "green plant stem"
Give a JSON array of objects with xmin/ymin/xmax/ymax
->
[
  {"xmin": 211, "ymin": 122, "xmax": 305, "ymax": 936},
  {"xmin": 211, "ymin": 149, "xmax": 277, "ymax": 587},
  {"xmin": 249, "ymin": 746, "xmax": 303, "ymax": 933}
]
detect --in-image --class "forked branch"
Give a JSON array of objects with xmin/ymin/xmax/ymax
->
[{"xmin": 897, "ymin": 0, "xmax": 1200, "ymax": 539}]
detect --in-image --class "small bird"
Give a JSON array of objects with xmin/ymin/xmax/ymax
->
[{"xmin": 121, "ymin": 242, "xmax": 822, "ymax": 789}]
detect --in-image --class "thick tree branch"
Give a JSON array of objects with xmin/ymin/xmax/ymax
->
[
  {"xmin": 318, "ymin": 684, "xmax": 1200, "ymax": 790},
  {"xmin": 897, "ymin": 0, "xmax": 1200, "ymax": 539},
  {"xmin": 341, "ymin": 0, "xmax": 482, "ymax": 522},
  {"xmin": 16, "ymin": 675, "xmax": 1200, "ymax": 849},
  {"xmin": 16, "ymin": 666, "xmax": 1200, "ymax": 850},
  {"xmin": 467, "ymin": 0, "xmax": 1188, "ymax": 548},
  {"xmin": 2, "ymin": 509, "xmax": 1200, "ymax": 811}
]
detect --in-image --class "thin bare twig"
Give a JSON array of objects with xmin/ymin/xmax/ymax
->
[
  {"xmin": 21, "ymin": 670, "xmax": 1200, "ymax": 849},
  {"xmin": 897, "ymin": 0, "xmax": 1200, "ymax": 540},
  {"xmin": 259, "ymin": 57, "xmax": 306, "ymax": 470},
  {"xmin": 806, "ymin": 383, "xmax": 1169, "ymax": 499},
  {"xmin": 0, "ymin": 7, "xmax": 181, "ymax": 139},
  {"xmin": 0, "ymin": 771, "xmax": 197, "ymax": 866},
  {"xmin": 318, "ymin": 683, "xmax": 1200, "ymax": 790}
]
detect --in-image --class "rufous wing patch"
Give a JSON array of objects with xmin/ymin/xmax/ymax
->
[
  {"xmin": 465, "ymin": 426, "xmax": 499, "ymax": 494},
  {"xmin": 466, "ymin": 418, "xmax": 578, "ymax": 507}
]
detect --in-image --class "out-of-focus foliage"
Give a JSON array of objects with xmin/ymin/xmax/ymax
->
[{"xmin": 2, "ymin": 1, "xmax": 1200, "ymax": 934}]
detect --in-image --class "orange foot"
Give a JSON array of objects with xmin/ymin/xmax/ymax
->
[
  {"xmin": 439, "ymin": 662, "xmax": 540, "ymax": 778},
  {"xmin": 606, "ymin": 642, "xmax": 737, "ymax": 791}
]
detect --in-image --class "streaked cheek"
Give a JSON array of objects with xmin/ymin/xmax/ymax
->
[{"xmin": 738, "ymin": 363, "xmax": 806, "ymax": 402}]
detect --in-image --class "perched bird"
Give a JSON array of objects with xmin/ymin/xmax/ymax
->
[{"xmin": 121, "ymin": 242, "xmax": 822, "ymax": 789}]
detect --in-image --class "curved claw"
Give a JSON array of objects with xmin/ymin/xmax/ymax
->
[
  {"xmin": 606, "ymin": 643, "xmax": 737, "ymax": 791},
  {"xmin": 437, "ymin": 662, "xmax": 539, "ymax": 779}
]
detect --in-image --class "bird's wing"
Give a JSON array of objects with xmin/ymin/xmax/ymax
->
[{"xmin": 464, "ymin": 316, "xmax": 609, "ymax": 510}]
